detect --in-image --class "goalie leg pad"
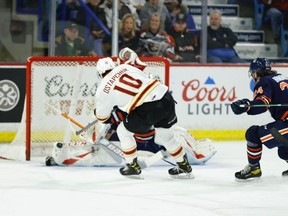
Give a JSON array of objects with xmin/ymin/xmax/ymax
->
[
  {"xmin": 50, "ymin": 141, "xmax": 123, "ymax": 166},
  {"xmin": 171, "ymin": 126, "xmax": 217, "ymax": 165}
]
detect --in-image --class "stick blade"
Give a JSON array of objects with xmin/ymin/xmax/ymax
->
[{"xmin": 138, "ymin": 150, "xmax": 166, "ymax": 169}]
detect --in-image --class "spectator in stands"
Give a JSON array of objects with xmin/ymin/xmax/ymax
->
[
  {"xmin": 55, "ymin": 22, "xmax": 97, "ymax": 56},
  {"xmin": 137, "ymin": 12, "xmax": 175, "ymax": 62},
  {"xmin": 167, "ymin": 13, "xmax": 200, "ymax": 62},
  {"xmin": 104, "ymin": 0, "xmax": 132, "ymax": 30},
  {"xmin": 139, "ymin": 0, "xmax": 172, "ymax": 30},
  {"xmin": 121, "ymin": 0, "xmax": 142, "ymax": 27},
  {"xmin": 261, "ymin": 0, "xmax": 288, "ymax": 43},
  {"xmin": 75, "ymin": 0, "xmax": 107, "ymax": 56},
  {"xmin": 164, "ymin": 0, "xmax": 188, "ymax": 22},
  {"xmin": 130, "ymin": 0, "xmax": 146, "ymax": 9},
  {"xmin": 103, "ymin": 13, "xmax": 140, "ymax": 55},
  {"xmin": 56, "ymin": 0, "xmax": 79, "ymax": 35},
  {"xmin": 207, "ymin": 10, "xmax": 246, "ymax": 63},
  {"xmin": 56, "ymin": 0, "xmax": 79, "ymax": 22}
]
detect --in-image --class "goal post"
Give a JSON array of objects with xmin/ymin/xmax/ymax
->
[{"xmin": 0, "ymin": 56, "xmax": 170, "ymax": 161}]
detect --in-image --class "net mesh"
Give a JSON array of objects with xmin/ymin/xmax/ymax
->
[{"xmin": 0, "ymin": 56, "xmax": 169, "ymax": 161}]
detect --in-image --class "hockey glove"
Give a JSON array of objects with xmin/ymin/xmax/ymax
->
[
  {"xmin": 104, "ymin": 107, "xmax": 127, "ymax": 125},
  {"xmin": 230, "ymin": 99, "xmax": 251, "ymax": 115},
  {"xmin": 119, "ymin": 47, "xmax": 147, "ymax": 69},
  {"xmin": 119, "ymin": 47, "xmax": 134, "ymax": 61}
]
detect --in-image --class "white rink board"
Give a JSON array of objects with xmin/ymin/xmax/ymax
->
[
  {"xmin": 170, "ymin": 65, "xmax": 288, "ymax": 130},
  {"xmin": 1, "ymin": 65, "xmax": 288, "ymax": 132}
]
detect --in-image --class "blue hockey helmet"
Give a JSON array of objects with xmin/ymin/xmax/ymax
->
[{"xmin": 248, "ymin": 58, "xmax": 271, "ymax": 77}]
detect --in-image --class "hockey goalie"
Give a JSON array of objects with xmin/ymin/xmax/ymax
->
[
  {"xmin": 45, "ymin": 47, "xmax": 216, "ymax": 167},
  {"xmin": 45, "ymin": 115, "xmax": 216, "ymax": 167}
]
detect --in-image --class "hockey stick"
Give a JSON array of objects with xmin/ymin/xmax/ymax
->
[
  {"xmin": 75, "ymin": 119, "xmax": 99, "ymax": 136},
  {"xmin": 105, "ymin": 129, "xmax": 177, "ymax": 167},
  {"xmin": 239, "ymin": 104, "xmax": 288, "ymax": 108},
  {"xmin": 46, "ymin": 103, "xmax": 85, "ymax": 128},
  {"xmin": 46, "ymin": 103, "xmax": 121, "ymax": 163},
  {"xmin": 270, "ymin": 128, "xmax": 288, "ymax": 149},
  {"xmin": 46, "ymin": 103, "xmax": 99, "ymax": 139}
]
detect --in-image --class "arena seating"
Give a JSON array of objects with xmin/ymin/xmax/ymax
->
[
  {"xmin": 252, "ymin": 0, "xmax": 288, "ymax": 57},
  {"xmin": 186, "ymin": 0, "xmax": 284, "ymax": 61}
]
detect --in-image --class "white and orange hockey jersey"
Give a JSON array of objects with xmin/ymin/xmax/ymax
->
[{"xmin": 95, "ymin": 64, "xmax": 168, "ymax": 122}]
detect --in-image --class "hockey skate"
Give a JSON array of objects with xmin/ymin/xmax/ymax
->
[
  {"xmin": 282, "ymin": 170, "xmax": 288, "ymax": 177},
  {"xmin": 45, "ymin": 156, "xmax": 57, "ymax": 166},
  {"xmin": 168, "ymin": 154, "xmax": 194, "ymax": 179},
  {"xmin": 235, "ymin": 164, "xmax": 262, "ymax": 181},
  {"xmin": 282, "ymin": 161, "xmax": 288, "ymax": 177},
  {"xmin": 119, "ymin": 158, "xmax": 142, "ymax": 179}
]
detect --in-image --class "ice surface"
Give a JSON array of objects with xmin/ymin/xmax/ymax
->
[{"xmin": 0, "ymin": 141, "xmax": 287, "ymax": 216}]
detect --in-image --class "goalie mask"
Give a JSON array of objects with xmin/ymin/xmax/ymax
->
[{"xmin": 96, "ymin": 57, "xmax": 115, "ymax": 78}]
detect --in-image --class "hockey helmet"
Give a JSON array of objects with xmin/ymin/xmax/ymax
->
[
  {"xmin": 96, "ymin": 57, "xmax": 115, "ymax": 78},
  {"xmin": 248, "ymin": 58, "xmax": 271, "ymax": 77}
]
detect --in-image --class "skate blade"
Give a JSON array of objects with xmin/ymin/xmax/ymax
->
[
  {"xmin": 170, "ymin": 172, "xmax": 195, "ymax": 180},
  {"xmin": 122, "ymin": 174, "xmax": 144, "ymax": 180},
  {"xmin": 234, "ymin": 177, "xmax": 262, "ymax": 182}
]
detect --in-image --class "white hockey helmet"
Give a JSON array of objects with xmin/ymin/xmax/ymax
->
[{"xmin": 96, "ymin": 57, "xmax": 115, "ymax": 78}]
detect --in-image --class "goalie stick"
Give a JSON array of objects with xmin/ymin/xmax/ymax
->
[
  {"xmin": 270, "ymin": 128, "xmax": 288, "ymax": 149},
  {"xmin": 47, "ymin": 104, "xmax": 167, "ymax": 168}
]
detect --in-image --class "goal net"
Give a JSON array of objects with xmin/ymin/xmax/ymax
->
[{"xmin": 0, "ymin": 56, "xmax": 169, "ymax": 161}]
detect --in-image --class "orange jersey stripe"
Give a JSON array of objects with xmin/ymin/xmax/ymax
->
[
  {"xmin": 135, "ymin": 130, "xmax": 156, "ymax": 137},
  {"xmin": 281, "ymin": 111, "xmax": 288, "ymax": 120},
  {"xmin": 261, "ymin": 128, "xmax": 288, "ymax": 142},
  {"xmin": 123, "ymin": 147, "xmax": 137, "ymax": 156},
  {"xmin": 96, "ymin": 114, "xmax": 110, "ymax": 123},
  {"xmin": 127, "ymin": 80, "xmax": 159, "ymax": 113},
  {"xmin": 248, "ymin": 154, "xmax": 261, "ymax": 160},
  {"xmin": 170, "ymin": 146, "xmax": 184, "ymax": 157},
  {"xmin": 247, "ymin": 146, "xmax": 262, "ymax": 152}
]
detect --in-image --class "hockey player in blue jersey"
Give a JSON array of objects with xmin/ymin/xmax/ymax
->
[{"xmin": 231, "ymin": 58, "xmax": 288, "ymax": 180}]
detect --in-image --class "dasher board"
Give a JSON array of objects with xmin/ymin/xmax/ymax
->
[
  {"xmin": 235, "ymin": 43, "xmax": 278, "ymax": 58},
  {"xmin": 234, "ymin": 30, "xmax": 265, "ymax": 43},
  {"xmin": 188, "ymin": 4, "xmax": 239, "ymax": 16}
]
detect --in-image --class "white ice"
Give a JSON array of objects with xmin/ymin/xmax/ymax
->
[{"xmin": 0, "ymin": 141, "xmax": 287, "ymax": 216}]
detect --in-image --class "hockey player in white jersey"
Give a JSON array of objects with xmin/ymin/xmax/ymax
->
[
  {"xmin": 95, "ymin": 48, "xmax": 193, "ymax": 179},
  {"xmin": 45, "ymin": 48, "xmax": 216, "ymax": 171}
]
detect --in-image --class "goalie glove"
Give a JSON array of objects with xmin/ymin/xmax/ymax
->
[{"xmin": 119, "ymin": 47, "xmax": 147, "ymax": 70}]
